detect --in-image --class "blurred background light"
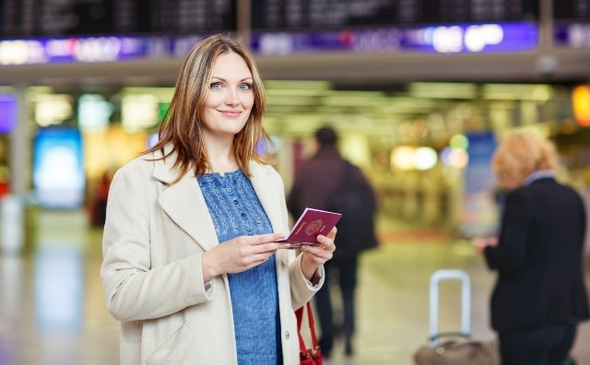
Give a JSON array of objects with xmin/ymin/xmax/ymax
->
[
  {"xmin": 391, "ymin": 146, "xmax": 416, "ymax": 170},
  {"xmin": 572, "ymin": 85, "xmax": 590, "ymax": 127},
  {"xmin": 413, "ymin": 147, "xmax": 438, "ymax": 170},
  {"xmin": 449, "ymin": 134, "xmax": 469, "ymax": 150},
  {"xmin": 440, "ymin": 147, "xmax": 469, "ymax": 168},
  {"xmin": 77, "ymin": 94, "xmax": 113, "ymax": 132}
]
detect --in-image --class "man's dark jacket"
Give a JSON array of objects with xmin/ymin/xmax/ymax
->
[{"xmin": 287, "ymin": 146, "xmax": 378, "ymax": 254}]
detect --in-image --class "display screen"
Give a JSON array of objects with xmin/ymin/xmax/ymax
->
[
  {"xmin": 0, "ymin": 0, "xmax": 237, "ymax": 38},
  {"xmin": 251, "ymin": 0, "xmax": 539, "ymax": 30},
  {"xmin": 33, "ymin": 128, "xmax": 85, "ymax": 209}
]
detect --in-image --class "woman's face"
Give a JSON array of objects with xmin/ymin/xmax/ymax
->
[{"xmin": 202, "ymin": 51, "xmax": 254, "ymax": 139}]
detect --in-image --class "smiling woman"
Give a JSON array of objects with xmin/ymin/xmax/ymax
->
[
  {"xmin": 100, "ymin": 33, "xmax": 336, "ymax": 365},
  {"xmin": 145, "ymin": 34, "xmax": 268, "ymax": 182},
  {"xmin": 201, "ymin": 52, "xmax": 255, "ymax": 152}
]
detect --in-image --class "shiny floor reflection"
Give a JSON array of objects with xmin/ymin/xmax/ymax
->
[
  {"xmin": 0, "ymin": 209, "xmax": 119, "ymax": 365},
  {"xmin": 0, "ymin": 209, "xmax": 589, "ymax": 365}
]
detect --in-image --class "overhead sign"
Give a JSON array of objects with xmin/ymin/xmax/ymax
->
[{"xmin": 251, "ymin": 22, "xmax": 539, "ymax": 55}]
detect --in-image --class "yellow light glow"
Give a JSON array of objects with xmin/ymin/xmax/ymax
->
[
  {"xmin": 121, "ymin": 94, "xmax": 159, "ymax": 132},
  {"xmin": 390, "ymin": 146, "xmax": 415, "ymax": 170},
  {"xmin": 572, "ymin": 85, "xmax": 590, "ymax": 127},
  {"xmin": 34, "ymin": 94, "xmax": 73, "ymax": 127}
]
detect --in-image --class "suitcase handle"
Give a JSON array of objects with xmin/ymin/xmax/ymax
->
[{"xmin": 429, "ymin": 269, "xmax": 471, "ymax": 347}]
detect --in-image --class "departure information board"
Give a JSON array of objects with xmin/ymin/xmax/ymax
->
[
  {"xmin": 553, "ymin": 0, "xmax": 590, "ymax": 48},
  {"xmin": 0, "ymin": 0, "xmax": 236, "ymax": 38},
  {"xmin": 251, "ymin": 0, "xmax": 539, "ymax": 30},
  {"xmin": 554, "ymin": 0, "xmax": 590, "ymax": 20}
]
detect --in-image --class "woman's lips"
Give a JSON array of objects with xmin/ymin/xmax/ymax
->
[{"xmin": 219, "ymin": 110, "xmax": 241, "ymax": 117}]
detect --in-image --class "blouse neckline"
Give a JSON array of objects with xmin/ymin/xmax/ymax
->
[{"xmin": 200, "ymin": 169, "xmax": 242, "ymax": 179}]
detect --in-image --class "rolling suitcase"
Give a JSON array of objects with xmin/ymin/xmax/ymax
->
[{"xmin": 413, "ymin": 269, "xmax": 499, "ymax": 365}]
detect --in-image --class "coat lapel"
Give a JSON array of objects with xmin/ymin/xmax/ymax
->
[
  {"xmin": 153, "ymin": 153, "xmax": 219, "ymax": 251},
  {"xmin": 249, "ymin": 162, "xmax": 286, "ymax": 234},
  {"xmin": 152, "ymin": 153, "xmax": 286, "ymax": 251}
]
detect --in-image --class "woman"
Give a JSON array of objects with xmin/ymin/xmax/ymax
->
[
  {"xmin": 100, "ymin": 34, "xmax": 335, "ymax": 365},
  {"xmin": 472, "ymin": 131, "xmax": 589, "ymax": 365}
]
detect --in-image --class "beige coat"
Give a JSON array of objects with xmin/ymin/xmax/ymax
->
[{"xmin": 101, "ymin": 150, "xmax": 323, "ymax": 365}]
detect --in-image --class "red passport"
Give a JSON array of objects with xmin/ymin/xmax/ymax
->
[{"xmin": 278, "ymin": 207, "xmax": 342, "ymax": 247}]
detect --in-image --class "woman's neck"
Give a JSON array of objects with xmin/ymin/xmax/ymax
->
[
  {"xmin": 207, "ymin": 150, "xmax": 238, "ymax": 175},
  {"xmin": 203, "ymin": 135, "xmax": 238, "ymax": 174}
]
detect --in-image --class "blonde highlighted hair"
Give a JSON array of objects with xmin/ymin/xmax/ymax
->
[{"xmin": 492, "ymin": 131, "xmax": 559, "ymax": 187}]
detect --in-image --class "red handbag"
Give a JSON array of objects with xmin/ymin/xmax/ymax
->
[{"xmin": 295, "ymin": 302, "xmax": 323, "ymax": 365}]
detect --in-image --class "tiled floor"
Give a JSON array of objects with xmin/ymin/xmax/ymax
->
[{"xmin": 0, "ymin": 208, "xmax": 589, "ymax": 365}]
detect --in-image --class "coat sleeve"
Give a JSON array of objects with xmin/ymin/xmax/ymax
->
[
  {"xmin": 100, "ymin": 162, "xmax": 211, "ymax": 322},
  {"xmin": 288, "ymin": 253, "xmax": 324, "ymax": 310},
  {"xmin": 271, "ymin": 166, "xmax": 325, "ymax": 308},
  {"xmin": 484, "ymin": 190, "xmax": 531, "ymax": 274}
]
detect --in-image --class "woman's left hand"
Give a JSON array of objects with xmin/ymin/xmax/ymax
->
[{"xmin": 299, "ymin": 227, "xmax": 337, "ymax": 281}]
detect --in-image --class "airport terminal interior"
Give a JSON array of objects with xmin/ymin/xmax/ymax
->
[
  {"xmin": 1, "ymin": 0, "xmax": 590, "ymax": 364},
  {"xmin": 0, "ymin": 206, "xmax": 589, "ymax": 365}
]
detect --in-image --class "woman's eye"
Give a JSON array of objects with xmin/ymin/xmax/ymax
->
[
  {"xmin": 240, "ymin": 83, "xmax": 252, "ymax": 91},
  {"xmin": 210, "ymin": 82, "xmax": 222, "ymax": 89}
]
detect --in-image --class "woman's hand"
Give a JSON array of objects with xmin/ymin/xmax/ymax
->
[
  {"xmin": 202, "ymin": 233, "xmax": 289, "ymax": 281},
  {"xmin": 299, "ymin": 226, "xmax": 337, "ymax": 281},
  {"xmin": 471, "ymin": 236, "xmax": 498, "ymax": 255}
]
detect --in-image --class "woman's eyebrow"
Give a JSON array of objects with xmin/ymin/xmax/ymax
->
[{"xmin": 210, "ymin": 76, "xmax": 253, "ymax": 82}]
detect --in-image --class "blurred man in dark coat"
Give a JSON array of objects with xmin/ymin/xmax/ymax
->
[{"xmin": 287, "ymin": 126, "xmax": 378, "ymax": 358}]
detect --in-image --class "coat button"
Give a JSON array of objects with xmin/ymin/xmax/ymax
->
[
  {"xmin": 285, "ymin": 331, "xmax": 290, "ymax": 339},
  {"xmin": 280, "ymin": 261, "xmax": 286, "ymax": 269}
]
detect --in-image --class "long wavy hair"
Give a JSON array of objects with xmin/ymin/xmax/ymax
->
[
  {"xmin": 144, "ymin": 33, "xmax": 271, "ymax": 183},
  {"xmin": 492, "ymin": 131, "xmax": 559, "ymax": 187}
]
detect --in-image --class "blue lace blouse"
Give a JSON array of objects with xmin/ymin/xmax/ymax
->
[{"xmin": 198, "ymin": 169, "xmax": 281, "ymax": 364}]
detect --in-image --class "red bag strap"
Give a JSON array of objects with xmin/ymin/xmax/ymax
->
[{"xmin": 296, "ymin": 302, "xmax": 319, "ymax": 353}]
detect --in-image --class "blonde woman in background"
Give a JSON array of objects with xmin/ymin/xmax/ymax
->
[{"xmin": 472, "ymin": 131, "xmax": 589, "ymax": 365}]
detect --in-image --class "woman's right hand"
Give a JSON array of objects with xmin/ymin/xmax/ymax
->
[
  {"xmin": 471, "ymin": 236, "xmax": 498, "ymax": 254},
  {"xmin": 201, "ymin": 233, "xmax": 289, "ymax": 281}
]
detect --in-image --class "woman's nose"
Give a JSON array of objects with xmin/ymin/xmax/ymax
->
[{"xmin": 225, "ymin": 89, "xmax": 239, "ymax": 105}]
